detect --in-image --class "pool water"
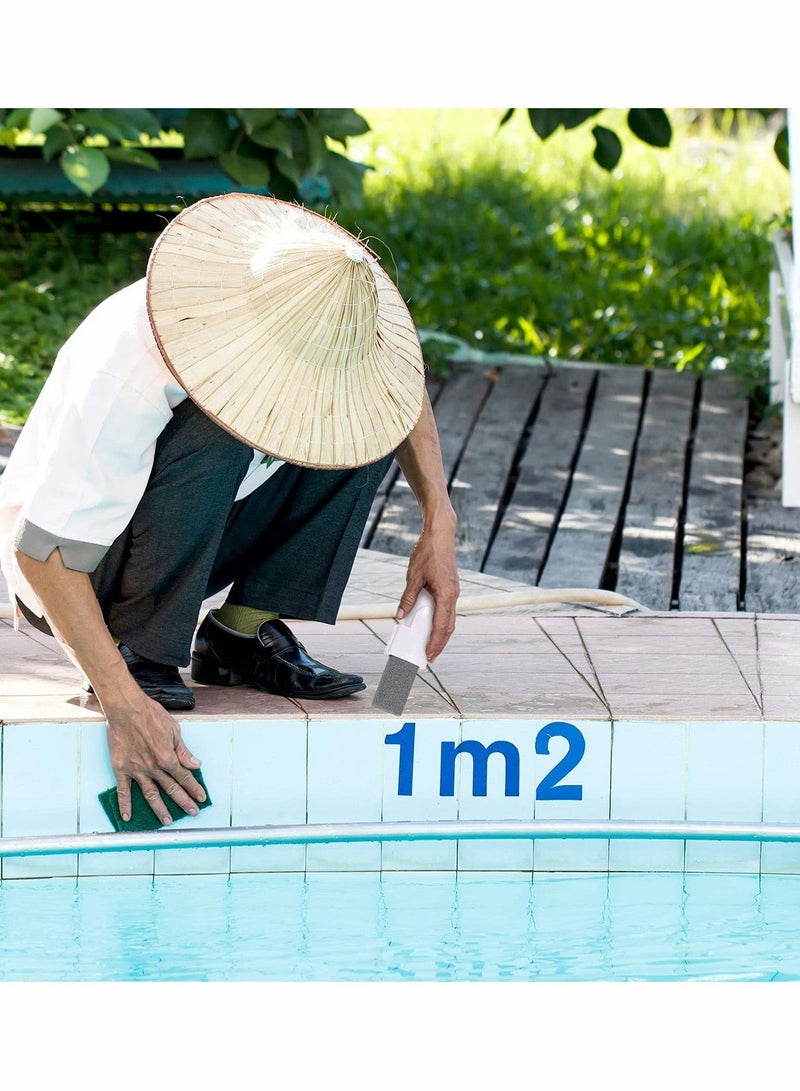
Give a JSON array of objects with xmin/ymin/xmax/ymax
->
[{"xmin": 1, "ymin": 868, "xmax": 799, "ymax": 982}]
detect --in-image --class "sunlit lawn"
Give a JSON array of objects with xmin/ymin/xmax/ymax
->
[
  {"xmin": 0, "ymin": 107, "xmax": 792, "ymax": 425},
  {"xmin": 340, "ymin": 108, "xmax": 791, "ymax": 405}
]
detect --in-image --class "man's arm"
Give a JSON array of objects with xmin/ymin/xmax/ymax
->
[
  {"xmin": 16, "ymin": 548, "xmax": 206, "ymax": 825},
  {"xmin": 393, "ymin": 390, "xmax": 460, "ymax": 661}
]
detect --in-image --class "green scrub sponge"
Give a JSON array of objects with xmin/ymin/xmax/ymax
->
[{"xmin": 98, "ymin": 768, "xmax": 212, "ymax": 832}]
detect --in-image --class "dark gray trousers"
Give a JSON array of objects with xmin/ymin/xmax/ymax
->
[{"xmin": 84, "ymin": 399, "xmax": 392, "ymax": 665}]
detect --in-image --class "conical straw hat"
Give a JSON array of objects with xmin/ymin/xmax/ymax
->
[{"xmin": 145, "ymin": 193, "xmax": 426, "ymax": 468}]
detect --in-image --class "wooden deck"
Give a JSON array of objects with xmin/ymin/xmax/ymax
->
[
  {"xmin": 3, "ymin": 362, "xmax": 800, "ymax": 615},
  {"xmin": 362, "ymin": 362, "xmax": 800, "ymax": 614}
]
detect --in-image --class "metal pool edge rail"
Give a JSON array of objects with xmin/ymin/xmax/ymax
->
[{"xmin": 3, "ymin": 819, "xmax": 800, "ymax": 858}]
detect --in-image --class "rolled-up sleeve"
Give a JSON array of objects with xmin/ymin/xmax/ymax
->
[{"xmin": 13, "ymin": 520, "xmax": 109, "ymax": 571}]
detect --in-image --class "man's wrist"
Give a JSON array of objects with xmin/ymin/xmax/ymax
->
[{"xmin": 421, "ymin": 500, "xmax": 457, "ymax": 532}]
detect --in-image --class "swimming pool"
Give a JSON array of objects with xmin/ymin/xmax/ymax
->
[
  {"xmin": 1, "ymin": 867, "xmax": 799, "ymax": 982},
  {"xmin": 3, "ymin": 713, "xmax": 800, "ymax": 985},
  {"xmin": 2, "ymin": 712, "xmax": 798, "ymax": 1090}
]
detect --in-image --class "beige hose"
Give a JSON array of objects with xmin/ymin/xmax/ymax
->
[
  {"xmin": 337, "ymin": 587, "xmax": 649, "ymax": 620},
  {"xmin": 0, "ymin": 586, "xmax": 648, "ymax": 625}
]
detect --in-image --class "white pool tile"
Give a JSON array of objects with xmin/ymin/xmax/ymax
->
[
  {"xmin": 761, "ymin": 841, "xmax": 800, "ymax": 876},
  {"xmin": 2, "ymin": 721, "xmax": 80, "ymax": 879},
  {"xmin": 686, "ymin": 721, "xmax": 764, "ymax": 819},
  {"xmin": 684, "ymin": 721, "xmax": 763, "ymax": 874},
  {"xmin": 763, "ymin": 722, "xmax": 800, "ymax": 822},
  {"xmin": 77, "ymin": 720, "xmax": 155, "ymax": 877},
  {"xmin": 306, "ymin": 718, "xmax": 384, "ymax": 871},
  {"xmin": 455, "ymin": 720, "xmax": 537, "ymax": 872},
  {"xmin": 533, "ymin": 719, "xmax": 611, "ymax": 872},
  {"xmin": 381, "ymin": 719, "xmax": 460, "ymax": 871},
  {"xmin": 609, "ymin": 721, "xmax": 687, "ymax": 872},
  {"xmin": 230, "ymin": 718, "xmax": 308, "ymax": 873},
  {"xmin": 761, "ymin": 721, "xmax": 800, "ymax": 875},
  {"xmin": 152, "ymin": 719, "xmax": 234, "ymax": 875}
]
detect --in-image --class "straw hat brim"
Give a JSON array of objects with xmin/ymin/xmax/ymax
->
[{"xmin": 145, "ymin": 193, "xmax": 426, "ymax": 468}]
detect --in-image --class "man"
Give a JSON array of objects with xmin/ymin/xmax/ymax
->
[{"xmin": 0, "ymin": 193, "xmax": 460, "ymax": 827}]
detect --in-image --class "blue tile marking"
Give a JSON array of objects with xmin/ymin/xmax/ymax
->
[{"xmin": 385, "ymin": 721, "xmax": 587, "ymax": 801}]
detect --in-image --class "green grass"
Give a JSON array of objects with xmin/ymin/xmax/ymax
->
[
  {"xmin": 0, "ymin": 108, "xmax": 792, "ymax": 425},
  {"xmin": 339, "ymin": 109, "xmax": 791, "ymax": 404}
]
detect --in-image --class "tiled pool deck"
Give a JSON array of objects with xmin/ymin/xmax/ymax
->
[
  {"xmin": 2, "ymin": 548, "xmax": 800, "ymax": 881},
  {"xmin": 1, "ymin": 548, "xmax": 797, "ymax": 725}
]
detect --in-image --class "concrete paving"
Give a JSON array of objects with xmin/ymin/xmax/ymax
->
[{"xmin": 2, "ymin": 549, "xmax": 796, "ymax": 725}]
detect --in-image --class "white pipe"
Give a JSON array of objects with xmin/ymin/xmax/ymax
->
[
  {"xmin": 0, "ymin": 818, "xmax": 798, "ymax": 858},
  {"xmin": 0, "ymin": 587, "xmax": 650, "ymax": 626},
  {"xmin": 338, "ymin": 587, "xmax": 648, "ymax": 620},
  {"xmin": 789, "ymin": 107, "xmax": 800, "ymax": 403}
]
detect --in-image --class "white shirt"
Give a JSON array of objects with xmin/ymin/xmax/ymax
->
[{"xmin": 0, "ymin": 278, "xmax": 283, "ymax": 620}]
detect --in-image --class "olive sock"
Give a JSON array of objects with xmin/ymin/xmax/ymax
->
[{"xmin": 213, "ymin": 602, "xmax": 279, "ymax": 635}]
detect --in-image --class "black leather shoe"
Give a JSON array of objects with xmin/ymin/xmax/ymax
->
[
  {"xmin": 191, "ymin": 612, "xmax": 366, "ymax": 700},
  {"xmin": 117, "ymin": 643, "xmax": 196, "ymax": 711}
]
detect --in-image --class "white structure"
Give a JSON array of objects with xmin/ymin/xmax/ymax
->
[{"xmin": 769, "ymin": 107, "xmax": 800, "ymax": 506}]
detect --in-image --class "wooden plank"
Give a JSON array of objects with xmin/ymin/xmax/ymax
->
[
  {"xmin": 615, "ymin": 369, "xmax": 697, "ymax": 611},
  {"xmin": 483, "ymin": 367, "xmax": 594, "ymax": 583},
  {"xmin": 745, "ymin": 498, "xmax": 800, "ymax": 612},
  {"xmin": 433, "ymin": 364, "xmax": 496, "ymax": 482},
  {"xmin": 451, "ymin": 365, "xmax": 548, "ymax": 571},
  {"xmin": 359, "ymin": 379, "xmax": 440, "ymax": 547},
  {"xmin": 366, "ymin": 365, "xmax": 493, "ymax": 556},
  {"xmin": 538, "ymin": 366, "xmax": 646, "ymax": 590},
  {"xmin": 679, "ymin": 376, "xmax": 749, "ymax": 611}
]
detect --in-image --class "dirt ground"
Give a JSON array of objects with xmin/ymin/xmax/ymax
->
[{"xmin": 745, "ymin": 410, "xmax": 783, "ymax": 500}]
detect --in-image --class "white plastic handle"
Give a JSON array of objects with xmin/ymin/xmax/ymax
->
[{"xmin": 384, "ymin": 588, "xmax": 435, "ymax": 669}]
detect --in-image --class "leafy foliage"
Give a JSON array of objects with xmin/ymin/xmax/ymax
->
[
  {"xmin": 0, "ymin": 109, "xmax": 790, "ymax": 425},
  {"xmin": 0, "ymin": 107, "xmax": 371, "ymax": 206},
  {"xmin": 502, "ymin": 107, "xmax": 788, "ymax": 174}
]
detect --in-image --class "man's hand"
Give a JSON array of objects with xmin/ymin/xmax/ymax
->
[
  {"xmin": 103, "ymin": 686, "xmax": 205, "ymax": 825},
  {"xmin": 397, "ymin": 520, "xmax": 460, "ymax": 661},
  {"xmin": 16, "ymin": 547, "xmax": 205, "ymax": 824}
]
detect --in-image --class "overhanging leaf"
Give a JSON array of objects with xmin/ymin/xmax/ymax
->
[
  {"xmin": 104, "ymin": 146, "xmax": 161, "ymax": 171},
  {"xmin": 561, "ymin": 109, "xmax": 601, "ymax": 130},
  {"xmin": 218, "ymin": 152, "xmax": 270, "ymax": 189},
  {"xmin": 302, "ymin": 117, "xmax": 328, "ymax": 175},
  {"xmin": 275, "ymin": 150, "xmax": 304, "ymax": 186},
  {"xmin": 73, "ymin": 111, "xmax": 130, "ymax": 143},
  {"xmin": 526, "ymin": 109, "xmax": 563, "ymax": 140},
  {"xmin": 42, "ymin": 124, "xmax": 72, "ymax": 161},
  {"xmin": 28, "ymin": 108, "xmax": 63, "ymax": 135},
  {"xmin": 592, "ymin": 125, "xmax": 623, "ymax": 171},
  {"xmin": 249, "ymin": 119, "xmax": 294, "ymax": 156},
  {"xmin": 627, "ymin": 108, "xmax": 672, "ymax": 148},
  {"xmin": 325, "ymin": 149, "xmax": 369, "ymax": 207},
  {"xmin": 60, "ymin": 146, "xmax": 110, "ymax": 196},
  {"xmin": 3, "ymin": 108, "xmax": 32, "ymax": 129},
  {"xmin": 237, "ymin": 108, "xmax": 280, "ymax": 135},
  {"xmin": 316, "ymin": 108, "xmax": 370, "ymax": 141},
  {"xmin": 107, "ymin": 108, "xmax": 164, "ymax": 139},
  {"xmin": 774, "ymin": 125, "xmax": 789, "ymax": 169},
  {"xmin": 183, "ymin": 108, "xmax": 232, "ymax": 159}
]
